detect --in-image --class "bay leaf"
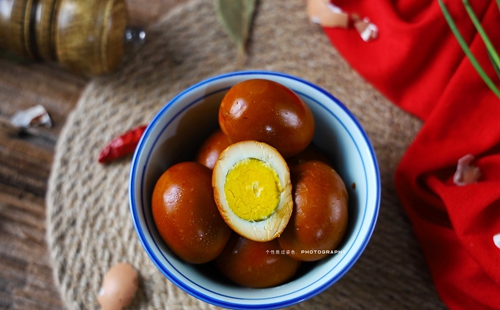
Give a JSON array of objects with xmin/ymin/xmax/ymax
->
[{"xmin": 216, "ymin": 0, "xmax": 258, "ymax": 55}]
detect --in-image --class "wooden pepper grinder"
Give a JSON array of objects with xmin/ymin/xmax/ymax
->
[{"xmin": 0, "ymin": 0, "xmax": 139, "ymax": 75}]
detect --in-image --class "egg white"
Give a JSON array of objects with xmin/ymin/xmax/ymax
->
[{"xmin": 212, "ymin": 140, "xmax": 293, "ymax": 242}]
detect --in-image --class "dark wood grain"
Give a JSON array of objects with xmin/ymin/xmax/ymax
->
[
  {"xmin": 0, "ymin": 1, "xmax": 186, "ymax": 308},
  {"xmin": 54, "ymin": 0, "xmax": 129, "ymax": 75}
]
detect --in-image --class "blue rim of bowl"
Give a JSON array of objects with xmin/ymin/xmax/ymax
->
[{"xmin": 129, "ymin": 70, "xmax": 381, "ymax": 309}]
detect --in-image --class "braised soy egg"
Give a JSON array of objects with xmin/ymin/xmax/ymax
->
[
  {"xmin": 152, "ymin": 162, "xmax": 232, "ymax": 264},
  {"xmin": 212, "ymin": 140, "xmax": 293, "ymax": 242},
  {"xmin": 219, "ymin": 79, "xmax": 315, "ymax": 158}
]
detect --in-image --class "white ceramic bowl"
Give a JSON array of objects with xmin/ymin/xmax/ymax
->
[{"xmin": 129, "ymin": 70, "xmax": 380, "ymax": 309}]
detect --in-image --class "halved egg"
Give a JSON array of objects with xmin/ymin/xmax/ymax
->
[{"xmin": 212, "ymin": 140, "xmax": 293, "ymax": 242}]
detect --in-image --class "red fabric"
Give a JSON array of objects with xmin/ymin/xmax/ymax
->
[{"xmin": 321, "ymin": 0, "xmax": 500, "ymax": 309}]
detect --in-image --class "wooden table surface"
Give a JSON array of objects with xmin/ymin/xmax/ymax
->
[{"xmin": 0, "ymin": 1, "xmax": 187, "ymax": 308}]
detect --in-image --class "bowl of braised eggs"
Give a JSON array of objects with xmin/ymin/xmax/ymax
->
[{"xmin": 129, "ymin": 70, "xmax": 380, "ymax": 309}]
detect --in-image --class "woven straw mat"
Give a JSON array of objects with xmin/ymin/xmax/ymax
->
[{"xmin": 46, "ymin": 0, "xmax": 447, "ymax": 309}]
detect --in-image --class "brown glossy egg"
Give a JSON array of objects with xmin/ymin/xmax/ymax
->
[
  {"xmin": 278, "ymin": 161, "xmax": 348, "ymax": 262},
  {"xmin": 286, "ymin": 144, "xmax": 333, "ymax": 168},
  {"xmin": 152, "ymin": 162, "xmax": 232, "ymax": 264},
  {"xmin": 195, "ymin": 129, "xmax": 232, "ymax": 169},
  {"xmin": 219, "ymin": 79, "xmax": 315, "ymax": 158},
  {"xmin": 214, "ymin": 233, "xmax": 301, "ymax": 288}
]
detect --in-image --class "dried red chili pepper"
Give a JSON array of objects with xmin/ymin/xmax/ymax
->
[{"xmin": 98, "ymin": 125, "xmax": 147, "ymax": 164}]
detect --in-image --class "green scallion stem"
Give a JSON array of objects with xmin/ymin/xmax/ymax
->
[
  {"xmin": 438, "ymin": 0, "xmax": 500, "ymax": 99},
  {"xmin": 488, "ymin": 50, "xmax": 500, "ymax": 79},
  {"xmin": 463, "ymin": 0, "xmax": 500, "ymax": 71}
]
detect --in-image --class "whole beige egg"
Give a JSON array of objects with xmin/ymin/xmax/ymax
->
[{"xmin": 97, "ymin": 262, "xmax": 138, "ymax": 310}]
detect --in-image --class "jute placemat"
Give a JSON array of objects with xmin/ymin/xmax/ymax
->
[{"xmin": 46, "ymin": 0, "xmax": 447, "ymax": 309}]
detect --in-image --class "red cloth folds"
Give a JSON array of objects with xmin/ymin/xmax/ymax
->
[{"xmin": 321, "ymin": 0, "xmax": 500, "ymax": 309}]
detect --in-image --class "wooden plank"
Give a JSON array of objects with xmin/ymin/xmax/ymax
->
[
  {"xmin": 0, "ymin": 1, "xmax": 188, "ymax": 308},
  {"xmin": 0, "ymin": 181, "xmax": 60, "ymax": 309},
  {"xmin": 0, "ymin": 55, "xmax": 88, "ymax": 310},
  {"xmin": 0, "ymin": 59, "xmax": 87, "ymax": 138},
  {"xmin": 0, "ymin": 133, "xmax": 52, "ymax": 197}
]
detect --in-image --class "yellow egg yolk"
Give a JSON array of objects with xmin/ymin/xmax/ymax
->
[{"xmin": 224, "ymin": 158, "xmax": 282, "ymax": 221}]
